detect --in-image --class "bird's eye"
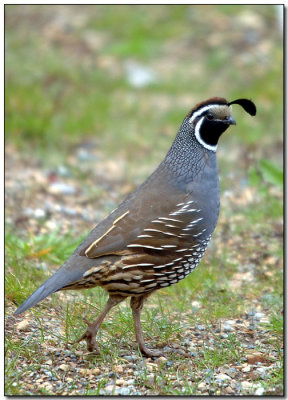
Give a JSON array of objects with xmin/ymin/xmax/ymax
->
[{"xmin": 206, "ymin": 113, "xmax": 214, "ymax": 120}]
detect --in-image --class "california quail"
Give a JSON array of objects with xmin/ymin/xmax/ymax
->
[{"xmin": 14, "ymin": 97, "xmax": 256, "ymax": 357}]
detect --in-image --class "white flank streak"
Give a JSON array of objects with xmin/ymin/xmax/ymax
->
[
  {"xmin": 127, "ymin": 244, "xmax": 164, "ymax": 250},
  {"xmin": 137, "ymin": 234, "xmax": 153, "ymax": 238},
  {"xmin": 122, "ymin": 263, "xmax": 154, "ymax": 269},
  {"xmin": 159, "ymin": 217, "xmax": 182, "ymax": 223},
  {"xmin": 143, "ymin": 228, "xmax": 165, "ymax": 233},
  {"xmin": 143, "ymin": 228, "xmax": 178, "ymax": 237},
  {"xmin": 161, "ymin": 244, "xmax": 177, "ymax": 248}
]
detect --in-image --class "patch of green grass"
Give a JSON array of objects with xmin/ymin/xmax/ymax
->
[{"xmin": 5, "ymin": 228, "xmax": 85, "ymax": 307}]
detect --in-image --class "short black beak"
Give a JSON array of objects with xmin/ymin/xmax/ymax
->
[{"xmin": 223, "ymin": 116, "xmax": 236, "ymax": 125}]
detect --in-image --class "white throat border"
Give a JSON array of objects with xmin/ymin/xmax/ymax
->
[{"xmin": 188, "ymin": 104, "xmax": 220, "ymax": 152}]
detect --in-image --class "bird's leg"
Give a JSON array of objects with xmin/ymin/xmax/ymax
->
[
  {"xmin": 73, "ymin": 295, "xmax": 125, "ymax": 353},
  {"xmin": 130, "ymin": 295, "xmax": 162, "ymax": 358}
]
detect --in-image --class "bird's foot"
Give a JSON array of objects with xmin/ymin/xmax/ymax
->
[
  {"xmin": 70, "ymin": 318, "xmax": 101, "ymax": 353},
  {"xmin": 139, "ymin": 345, "xmax": 163, "ymax": 358}
]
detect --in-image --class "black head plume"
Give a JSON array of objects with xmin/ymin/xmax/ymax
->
[{"xmin": 228, "ymin": 98, "xmax": 256, "ymax": 116}]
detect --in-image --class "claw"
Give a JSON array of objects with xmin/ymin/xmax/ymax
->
[
  {"xmin": 69, "ymin": 331, "xmax": 88, "ymax": 346},
  {"xmin": 68, "ymin": 319, "xmax": 100, "ymax": 353},
  {"xmin": 139, "ymin": 346, "xmax": 163, "ymax": 358},
  {"xmin": 82, "ymin": 317, "xmax": 90, "ymax": 326}
]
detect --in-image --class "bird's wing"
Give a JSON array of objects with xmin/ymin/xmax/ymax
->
[{"xmin": 78, "ymin": 186, "xmax": 205, "ymax": 259}]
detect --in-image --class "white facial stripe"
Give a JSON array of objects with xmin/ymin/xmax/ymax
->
[
  {"xmin": 194, "ymin": 116, "xmax": 217, "ymax": 152},
  {"xmin": 188, "ymin": 104, "xmax": 218, "ymax": 124}
]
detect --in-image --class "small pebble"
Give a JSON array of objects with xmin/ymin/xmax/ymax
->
[
  {"xmin": 225, "ymin": 386, "xmax": 234, "ymax": 394},
  {"xmin": 241, "ymin": 381, "xmax": 253, "ymax": 389},
  {"xmin": 34, "ymin": 208, "xmax": 46, "ymax": 218},
  {"xmin": 58, "ymin": 364, "xmax": 69, "ymax": 372},
  {"xmin": 104, "ymin": 384, "xmax": 114, "ymax": 394},
  {"xmin": 118, "ymin": 387, "xmax": 130, "ymax": 396},
  {"xmin": 227, "ymin": 367, "xmax": 237, "ymax": 378},
  {"xmin": 196, "ymin": 324, "xmax": 205, "ymax": 331},
  {"xmin": 92, "ymin": 368, "xmax": 101, "ymax": 375},
  {"xmin": 16, "ymin": 319, "xmax": 30, "ymax": 331},
  {"xmin": 255, "ymin": 387, "xmax": 265, "ymax": 395},
  {"xmin": 156, "ymin": 356, "xmax": 167, "ymax": 363},
  {"xmin": 122, "ymin": 355, "xmax": 137, "ymax": 362},
  {"xmin": 255, "ymin": 367, "xmax": 267, "ymax": 378},
  {"xmin": 115, "ymin": 378, "xmax": 125, "ymax": 386},
  {"xmin": 61, "ymin": 206, "xmax": 78, "ymax": 216},
  {"xmin": 223, "ymin": 324, "xmax": 232, "ymax": 332},
  {"xmin": 225, "ymin": 319, "xmax": 236, "ymax": 325},
  {"xmin": 113, "ymin": 365, "xmax": 123, "ymax": 373},
  {"xmin": 198, "ymin": 381, "xmax": 206, "ymax": 390},
  {"xmin": 48, "ymin": 182, "xmax": 76, "ymax": 195},
  {"xmin": 215, "ymin": 373, "xmax": 231, "ymax": 381},
  {"xmin": 255, "ymin": 312, "xmax": 265, "ymax": 320},
  {"xmin": 57, "ymin": 165, "xmax": 71, "ymax": 177}
]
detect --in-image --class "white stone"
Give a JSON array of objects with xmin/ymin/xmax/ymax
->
[
  {"xmin": 255, "ymin": 387, "xmax": 265, "ymax": 395},
  {"xmin": 215, "ymin": 373, "xmax": 231, "ymax": 381}
]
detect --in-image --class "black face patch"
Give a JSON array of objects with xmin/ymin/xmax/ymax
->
[{"xmin": 199, "ymin": 118, "xmax": 230, "ymax": 146}]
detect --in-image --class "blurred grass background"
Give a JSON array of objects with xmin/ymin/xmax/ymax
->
[{"xmin": 5, "ymin": 5, "xmax": 283, "ymax": 396}]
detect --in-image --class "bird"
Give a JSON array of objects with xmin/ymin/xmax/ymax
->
[{"xmin": 14, "ymin": 97, "xmax": 256, "ymax": 357}]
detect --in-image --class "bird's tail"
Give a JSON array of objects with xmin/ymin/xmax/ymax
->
[{"xmin": 14, "ymin": 254, "xmax": 106, "ymax": 315}]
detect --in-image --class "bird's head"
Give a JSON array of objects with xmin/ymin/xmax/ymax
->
[{"xmin": 187, "ymin": 97, "xmax": 256, "ymax": 152}]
